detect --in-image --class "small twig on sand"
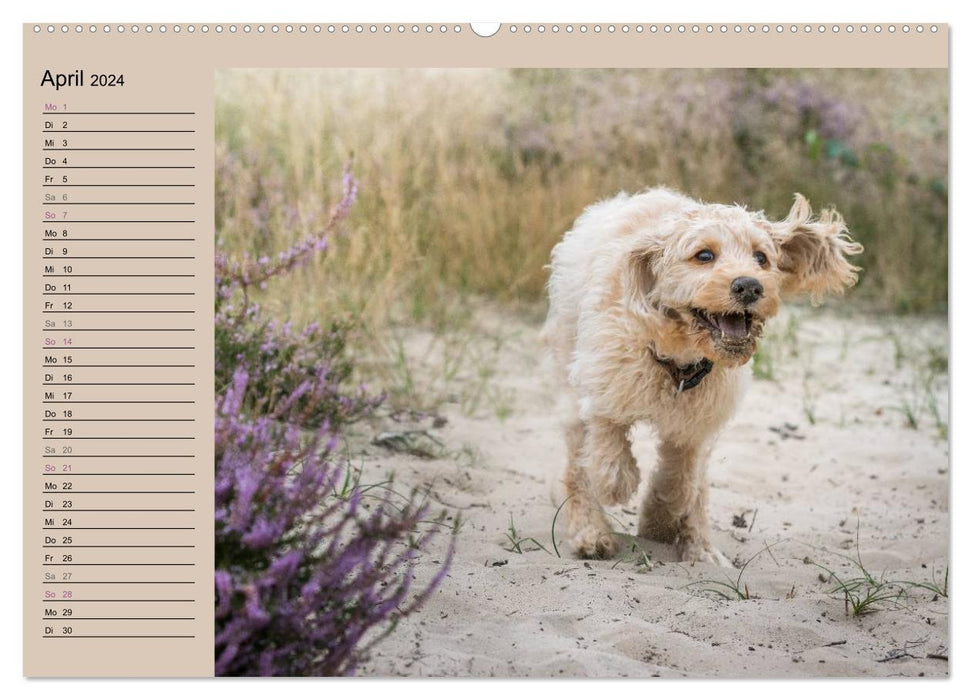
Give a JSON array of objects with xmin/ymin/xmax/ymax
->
[
  {"xmin": 876, "ymin": 638, "xmax": 928, "ymax": 663},
  {"xmin": 876, "ymin": 650, "xmax": 917, "ymax": 663}
]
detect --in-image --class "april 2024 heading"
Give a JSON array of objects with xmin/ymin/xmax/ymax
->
[{"xmin": 41, "ymin": 69, "xmax": 126, "ymax": 89}]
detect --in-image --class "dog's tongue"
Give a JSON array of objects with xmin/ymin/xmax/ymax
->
[{"xmin": 713, "ymin": 313, "xmax": 748, "ymax": 338}]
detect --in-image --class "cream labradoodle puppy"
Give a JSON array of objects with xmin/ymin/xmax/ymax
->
[{"xmin": 543, "ymin": 188, "xmax": 862, "ymax": 565}]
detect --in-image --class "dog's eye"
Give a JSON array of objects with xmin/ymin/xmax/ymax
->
[
  {"xmin": 694, "ymin": 249, "xmax": 715, "ymax": 263},
  {"xmin": 753, "ymin": 251, "xmax": 768, "ymax": 266}
]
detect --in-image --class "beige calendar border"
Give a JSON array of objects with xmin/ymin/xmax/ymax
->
[{"xmin": 23, "ymin": 23, "xmax": 947, "ymax": 677}]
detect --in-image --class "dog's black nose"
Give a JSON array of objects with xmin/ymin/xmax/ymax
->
[{"xmin": 731, "ymin": 276, "xmax": 764, "ymax": 305}]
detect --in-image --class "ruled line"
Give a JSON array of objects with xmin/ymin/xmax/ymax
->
[
  {"xmin": 43, "ymin": 166, "xmax": 196, "ymax": 169},
  {"xmin": 42, "ymin": 617, "xmax": 197, "ymax": 621},
  {"xmin": 38, "ymin": 455, "xmax": 196, "ymax": 458},
  {"xmin": 43, "ymin": 275, "xmax": 196, "ymax": 278},
  {"xmin": 42, "ymin": 111, "xmax": 196, "ymax": 115},
  {"xmin": 42, "ymin": 202, "xmax": 196, "ymax": 205},
  {"xmin": 42, "ymin": 491, "xmax": 195, "ymax": 494},
  {"xmin": 43, "ymin": 148, "xmax": 195, "ymax": 152},
  {"xmin": 42, "ymin": 401, "xmax": 196, "ymax": 404},
  {"xmin": 42, "ymin": 383, "xmax": 195, "ymax": 386},
  {"xmin": 41, "ymin": 370, "xmax": 196, "ymax": 374},
  {"xmin": 43, "ymin": 420, "xmax": 195, "ymax": 423},
  {"xmin": 42, "ymin": 636, "xmax": 197, "ymax": 639},
  {"xmin": 42, "ymin": 437, "xmax": 196, "ymax": 440},
  {"xmin": 42, "ymin": 600, "xmax": 196, "ymax": 603},
  {"xmin": 42, "ymin": 239, "xmax": 197, "ymax": 242},
  {"xmin": 43, "ymin": 184, "xmax": 195, "ymax": 187}
]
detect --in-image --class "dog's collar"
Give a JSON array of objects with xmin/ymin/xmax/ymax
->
[{"xmin": 650, "ymin": 348, "xmax": 714, "ymax": 393}]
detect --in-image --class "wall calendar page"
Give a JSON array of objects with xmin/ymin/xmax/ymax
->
[{"xmin": 22, "ymin": 20, "xmax": 949, "ymax": 679}]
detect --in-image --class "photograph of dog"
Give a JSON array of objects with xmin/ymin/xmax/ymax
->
[
  {"xmin": 215, "ymin": 67, "xmax": 947, "ymax": 677},
  {"xmin": 544, "ymin": 189, "xmax": 862, "ymax": 564}
]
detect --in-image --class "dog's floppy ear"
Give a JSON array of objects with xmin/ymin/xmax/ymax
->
[
  {"xmin": 624, "ymin": 241, "xmax": 662, "ymax": 317},
  {"xmin": 772, "ymin": 194, "xmax": 864, "ymax": 303}
]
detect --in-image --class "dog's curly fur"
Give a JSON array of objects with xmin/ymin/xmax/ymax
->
[{"xmin": 543, "ymin": 188, "xmax": 862, "ymax": 565}]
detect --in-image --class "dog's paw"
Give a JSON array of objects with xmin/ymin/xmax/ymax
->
[
  {"xmin": 571, "ymin": 527, "xmax": 618, "ymax": 559},
  {"xmin": 678, "ymin": 539, "xmax": 732, "ymax": 567},
  {"xmin": 593, "ymin": 458, "xmax": 640, "ymax": 506}
]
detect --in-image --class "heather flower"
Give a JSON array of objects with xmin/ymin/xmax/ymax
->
[
  {"xmin": 214, "ymin": 166, "xmax": 452, "ymax": 676},
  {"xmin": 214, "ymin": 369, "xmax": 452, "ymax": 676}
]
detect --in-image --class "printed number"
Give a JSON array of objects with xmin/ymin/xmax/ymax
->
[{"xmin": 90, "ymin": 74, "xmax": 125, "ymax": 87}]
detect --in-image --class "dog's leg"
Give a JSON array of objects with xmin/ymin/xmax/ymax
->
[
  {"xmin": 585, "ymin": 417, "xmax": 640, "ymax": 506},
  {"xmin": 563, "ymin": 418, "xmax": 617, "ymax": 559},
  {"xmin": 637, "ymin": 439, "xmax": 730, "ymax": 566}
]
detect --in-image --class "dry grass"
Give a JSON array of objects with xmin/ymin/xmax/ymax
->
[{"xmin": 215, "ymin": 68, "xmax": 947, "ymax": 365}]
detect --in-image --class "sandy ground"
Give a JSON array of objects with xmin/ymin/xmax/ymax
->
[{"xmin": 354, "ymin": 306, "xmax": 949, "ymax": 678}]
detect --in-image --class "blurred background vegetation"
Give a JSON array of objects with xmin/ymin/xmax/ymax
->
[{"xmin": 216, "ymin": 68, "xmax": 947, "ymax": 337}]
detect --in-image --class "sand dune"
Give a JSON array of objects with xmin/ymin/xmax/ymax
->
[{"xmin": 356, "ymin": 307, "xmax": 949, "ymax": 678}]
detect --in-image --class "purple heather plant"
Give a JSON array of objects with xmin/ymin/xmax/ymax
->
[
  {"xmin": 214, "ymin": 369, "xmax": 452, "ymax": 676},
  {"xmin": 215, "ymin": 164, "xmax": 379, "ymax": 428},
  {"xmin": 214, "ymin": 166, "xmax": 452, "ymax": 676}
]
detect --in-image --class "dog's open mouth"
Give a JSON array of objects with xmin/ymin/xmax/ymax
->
[
  {"xmin": 691, "ymin": 308, "xmax": 764, "ymax": 359},
  {"xmin": 691, "ymin": 309, "xmax": 756, "ymax": 339}
]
